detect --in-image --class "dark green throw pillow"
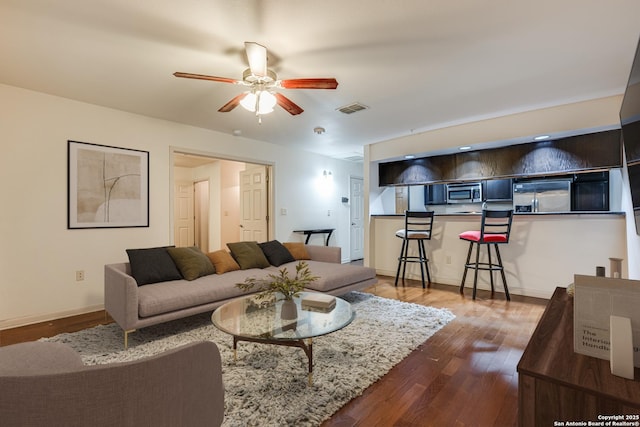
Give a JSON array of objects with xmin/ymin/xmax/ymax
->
[
  {"xmin": 259, "ymin": 240, "xmax": 295, "ymax": 266},
  {"xmin": 227, "ymin": 241, "xmax": 271, "ymax": 270},
  {"xmin": 167, "ymin": 246, "xmax": 216, "ymax": 281},
  {"xmin": 126, "ymin": 246, "xmax": 182, "ymax": 286}
]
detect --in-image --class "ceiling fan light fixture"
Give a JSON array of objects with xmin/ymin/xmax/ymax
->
[
  {"xmin": 240, "ymin": 90, "xmax": 276, "ymax": 115},
  {"xmin": 174, "ymin": 42, "xmax": 337, "ymax": 120}
]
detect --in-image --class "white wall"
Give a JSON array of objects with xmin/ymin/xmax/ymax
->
[
  {"xmin": 369, "ymin": 96, "xmax": 623, "ymax": 162},
  {"xmin": 0, "ymin": 84, "xmax": 362, "ymax": 327}
]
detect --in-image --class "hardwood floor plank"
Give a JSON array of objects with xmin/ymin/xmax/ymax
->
[
  {"xmin": 0, "ymin": 311, "xmax": 112, "ymax": 346},
  {"xmin": 321, "ymin": 276, "xmax": 547, "ymax": 427}
]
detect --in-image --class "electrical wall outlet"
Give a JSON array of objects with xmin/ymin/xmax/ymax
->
[
  {"xmin": 76, "ymin": 270, "xmax": 85, "ymax": 281},
  {"xmin": 445, "ymin": 255, "xmax": 452, "ymax": 265}
]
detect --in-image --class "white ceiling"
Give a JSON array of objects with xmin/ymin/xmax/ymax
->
[{"xmin": 2, "ymin": 1, "xmax": 640, "ymax": 161}]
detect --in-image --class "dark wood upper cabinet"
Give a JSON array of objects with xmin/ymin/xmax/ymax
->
[
  {"xmin": 378, "ymin": 129, "xmax": 621, "ymax": 186},
  {"xmin": 378, "ymin": 153, "xmax": 456, "ymax": 185}
]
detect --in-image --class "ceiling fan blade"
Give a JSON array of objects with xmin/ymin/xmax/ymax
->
[
  {"xmin": 173, "ymin": 72, "xmax": 239, "ymax": 84},
  {"xmin": 245, "ymin": 42, "xmax": 268, "ymax": 77},
  {"xmin": 218, "ymin": 93, "xmax": 248, "ymax": 113},
  {"xmin": 274, "ymin": 93, "xmax": 304, "ymax": 115},
  {"xmin": 280, "ymin": 78, "xmax": 339, "ymax": 89}
]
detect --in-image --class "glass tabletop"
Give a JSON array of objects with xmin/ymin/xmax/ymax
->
[{"xmin": 211, "ymin": 291, "xmax": 354, "ymax": 341}]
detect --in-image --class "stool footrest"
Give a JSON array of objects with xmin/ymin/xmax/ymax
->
[
  {"xmin": 398, "ymin": 256, "xmax": 428, "ymax": 263},
  {"xmin": 464, "ymin": 262, "xmax": 503, "ymax": 271}
]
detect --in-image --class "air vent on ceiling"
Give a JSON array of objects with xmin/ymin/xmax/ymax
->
[
  {"xmin": 337, "ymin": 102, "xmax": 369, "ymax": 115},
  {"xmin": 342, "ymin": 155, "xmax": 364, "ymax": 162}
]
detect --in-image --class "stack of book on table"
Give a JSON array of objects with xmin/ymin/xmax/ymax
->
[{"xmin": 301, "ymin": 293, "xmax": 336, "ymax": 312}]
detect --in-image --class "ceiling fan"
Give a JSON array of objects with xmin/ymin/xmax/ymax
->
[{"xmin": 174, "ymin": 42, "xmax": 338, "ymax": 122}]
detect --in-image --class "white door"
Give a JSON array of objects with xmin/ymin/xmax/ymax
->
[
  {"xmin": 174, "ymin": 180, "xmax": 194, "ymax": 247},
  {"xmin": 194, "ymin": 180, "xmax": 209, "ymax": 252},
  {"xmin": 239, "ymin": 167, "xmax": 268, "ymax": 242},
  {"xmin": 350, "ymin": 177, "xmax": 364, "ymax": 261}
]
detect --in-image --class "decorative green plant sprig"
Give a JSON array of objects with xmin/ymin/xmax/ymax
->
[{"xmin": 237, "ymin": 261, "xmax": 318, "ymax": 301}]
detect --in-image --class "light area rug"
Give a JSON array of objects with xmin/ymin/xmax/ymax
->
[{"xmin": 43, "ymin": 292, "xmax": 454, "ymax": 427}]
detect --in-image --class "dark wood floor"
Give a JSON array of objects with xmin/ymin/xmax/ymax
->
[
  {"xmin": 321, "ymin": 276, "xmax": 548, "ymax": 427},
  {"xmin": 1, "ymin": 274, "xmax": 548, "ymax": 426}
]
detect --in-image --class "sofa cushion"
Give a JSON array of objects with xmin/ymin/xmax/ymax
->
[
  {"xmin": 227, "ymin": 241, "xmax": 270, "ymax": 270},
  {"xmin": 283, "ymin": 242, "xmax": 311, "ymax": 260},
  {"xmin": 207, "ymin": 250, "xmax": 241, "ymax": 274},
  {"xmin": 267, "ymin": 260, "xmax": 376, "ymax": 292},
  {"xmin": 258, "ymin": 240, "xmax": 295, "ymax": 266},
  {"xmin": 126, "ymin": 246, "xmax": 182, "ymax": 286},
  {"xmin": 167, "ymin": 247, "xmax": 215, "ymax": 281},
  {"xmin": 137, "ymin": 269, "xmax": 272, "ymax": 317}
]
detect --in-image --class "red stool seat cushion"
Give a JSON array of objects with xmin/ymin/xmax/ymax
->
[{"xmin": 459, "ymin": 230, "xmax": 508, "ymax": 243}]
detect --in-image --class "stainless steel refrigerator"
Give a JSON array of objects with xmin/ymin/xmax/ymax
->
[{"xmin": 513, "ymin": 179, "xmax": 571, "ymax": 213}]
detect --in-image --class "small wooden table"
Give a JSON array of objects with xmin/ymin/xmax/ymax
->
[
  {"xmin": 293, "ymin": 228, "xmax": 335, "ymax": 246},
  {"xmin": 517, "ymin": 287, "xmax": 640, "ymax": 426}
]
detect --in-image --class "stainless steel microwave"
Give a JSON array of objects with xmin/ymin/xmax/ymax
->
[{"xmin": 446, "ymin": 182, "xmax": 483, "ymax": 203}]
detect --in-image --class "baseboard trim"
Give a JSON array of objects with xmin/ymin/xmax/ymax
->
[
  {"xmin": 0, "ymin": 304, "xmax": 105, "ymax": 330},
  {"xmin": 375, "ymin": 270, "xmax": 553, "ymax": 299}
]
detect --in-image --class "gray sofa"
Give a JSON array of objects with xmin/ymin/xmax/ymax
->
[
  {"xmin": 105, "ymin": 245, "xmax": 377, "ymax": 347},
  {"xmin": 0, "ymin": 340, "xmax": 224, "ymax": 427}
]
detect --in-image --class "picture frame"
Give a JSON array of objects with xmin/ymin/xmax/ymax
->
[{"xmin": 67, "ymin": 140, "xmax": 149, "ymax": 229}]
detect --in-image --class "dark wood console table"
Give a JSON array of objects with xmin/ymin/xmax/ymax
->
[
  {"xmin": 517, "ymin": 287, "xmax": 640, "ymax": 426},
  {"xmin": 293, "ymin": 228, "xmax": 334, "ymax": 246}
]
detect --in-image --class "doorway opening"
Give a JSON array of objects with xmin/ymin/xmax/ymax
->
[
  {"xmin": 350, "ymin": 176, "xmax": 364, "ymax": 261},
  {"xmin": 172, "ymin": 150, "xmax": 273, "ymax": 251}
]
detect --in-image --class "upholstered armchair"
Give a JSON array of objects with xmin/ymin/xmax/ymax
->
[{"xmin": 0, "ymin": 340, "xmax": 224, "ymax": 427}]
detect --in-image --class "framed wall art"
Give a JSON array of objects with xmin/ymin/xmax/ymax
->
[{"xmin": 68, "ymin": 140, "xmax": 149, "ymax": 229}]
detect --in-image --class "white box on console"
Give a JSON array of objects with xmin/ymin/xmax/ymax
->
[{"xmin": 573, "ymin": 274, "xmax": 640, "ymax": 367}]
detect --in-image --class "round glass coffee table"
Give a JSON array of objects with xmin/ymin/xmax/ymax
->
[{"xmin": 211, "ymin": 292, "xmax": 354, "ymax": 384}]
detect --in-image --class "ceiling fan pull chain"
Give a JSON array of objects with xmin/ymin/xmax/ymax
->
[
  {"xmin": 255, "ymin": 91, "xmax": 263, "ymax": 124},
  {"xmin": 254, "ymin": 91, "xmax": 261, "ymax": 114}
]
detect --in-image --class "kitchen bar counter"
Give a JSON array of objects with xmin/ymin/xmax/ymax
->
[
  {"xmin": 370, "ymin": 212, "xmax": 627, "ymax": 299},
  {"xmin": 371, "ymin": 211, "xmax": 625, "ymax": 216}
]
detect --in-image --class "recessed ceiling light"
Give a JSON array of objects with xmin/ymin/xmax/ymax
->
[
  {"xmin": 534, "ymin": 135, "xmax": 550, "ymax": 141},
  {"xmin": 313, "ymin": 127, "xmax": 326, "ymax": 135},
  {"xmin": 459, "ymin": 146, "xmax": 472, "ymax": 151},
  {"xmin": 404, "ymin": 155, "xmax": 415, "ymax": 159}
]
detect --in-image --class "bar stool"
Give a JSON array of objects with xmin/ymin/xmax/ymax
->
[
  {"xmin": 395, "ymin": 210, "xmax": 435, "ymax": 289},
  {"xmin": 459, "ymin": 209, "xmax": 513, "ymax": 300}
]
